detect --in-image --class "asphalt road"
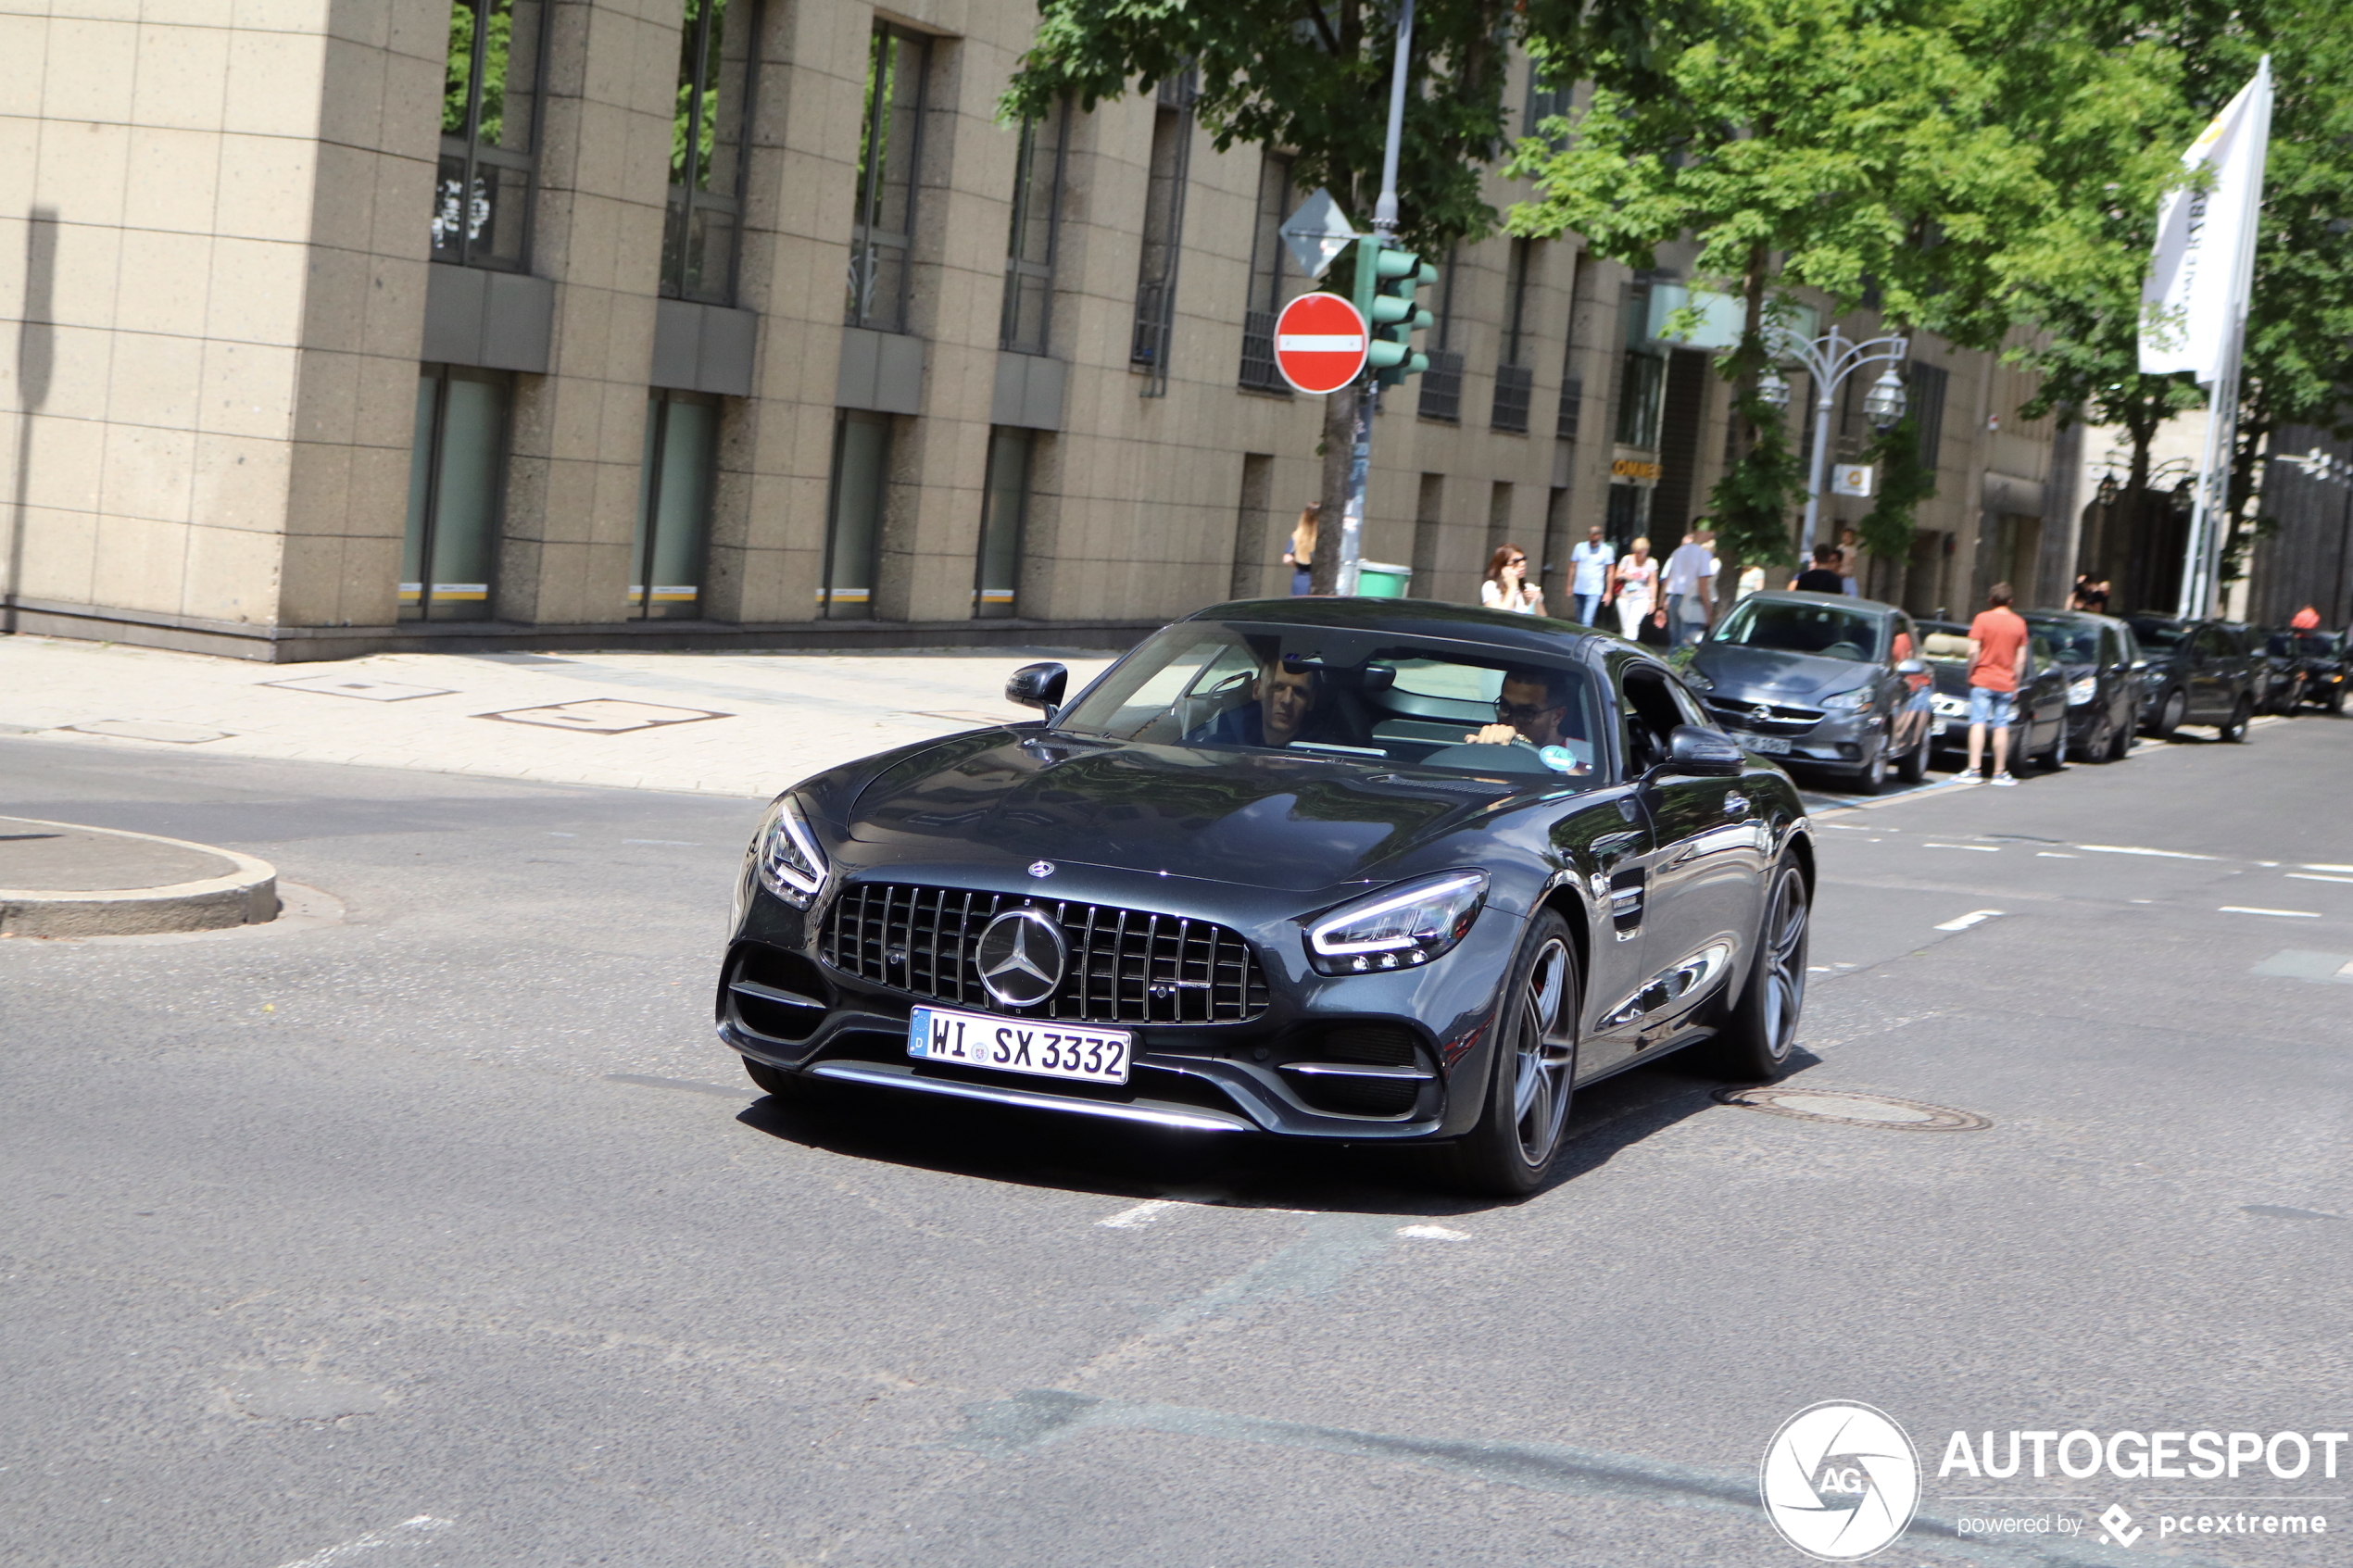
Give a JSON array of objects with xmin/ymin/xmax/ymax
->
[{"xmin": 4, "ymin": 719, "xmax": 2350, "ymax": 1568}]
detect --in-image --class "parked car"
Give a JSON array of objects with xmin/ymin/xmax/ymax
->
[
  {"xmin": 2124, "ymin": 616, "xmax": 2259, "ymax": 740},
  {"xmin": 1916, "ymin": 620, "xmax": 2070, "ymax": 769},
  {"xmin": 717, "ymin": 597, "xmax": 1816, "ymax": 1196},
  {"xmin": 1680, "ymin": 591, "xmax": 1935, "ymax": 793},
  {"xmin": 2289, "ymin": 630, "xmax": 2350, "ymax": 712},
  {"xmin": 2022, "ymin": 609, "xmax": 2143, "ymax": 762},
  {"xmin": 2249, "ymin": 628, "xmax": 2309, "ymax": 714}
]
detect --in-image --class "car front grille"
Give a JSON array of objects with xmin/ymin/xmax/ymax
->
[
  {"xmin": 1704, "ymin": 698, "xmax": 1826, "ymax": 735},
  {"xmin": 818, "ymin": 883, "xmax": 1271, "ymax": 1026}
]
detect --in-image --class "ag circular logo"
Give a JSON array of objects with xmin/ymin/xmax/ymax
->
[
  {"xmin": 1759, "ymin": 1401, "xmax": 1919, "ymax": 1561},
  {"xmin": 975, "ymin": 908, "xmax": 1066, "ymax": 1008}
]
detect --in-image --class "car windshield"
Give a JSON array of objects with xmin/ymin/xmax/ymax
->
[
  {"xmin": 1712, "ymin": 599, "xmax": 1883, "ymax": 662},
  {"xmin": 2029, "ymin": 620, "xmax": 2102, "ymax": 662},
  {"xmin": 1054, "ymin": 621, "xmax": 1604, "ymax": 783},
  {"xmin": 2128, "ymin": 618, "xmax": 2187, "ymax": 650},
  {"xmin": 2302, "ymin": 633, "xmax": 2346, "ymax": 656}
]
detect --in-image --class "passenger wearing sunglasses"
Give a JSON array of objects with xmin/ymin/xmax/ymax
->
[{"xmin": 1463, "ymin": 668, "xmax": 1586, "ymax": 772}]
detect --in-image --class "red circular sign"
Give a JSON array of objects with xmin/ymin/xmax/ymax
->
[{"xmin": 1272, "ymin": 293, "xmax": 1370, "ymax": 395}]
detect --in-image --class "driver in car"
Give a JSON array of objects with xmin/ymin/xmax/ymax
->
[
  {"xmin": 1464, "ymin": 667, "xmax": 1589, "ymax": 772},
  {"xmin": 1188, "ymin": 656, "xmax": 1323, "ymax": 748}
]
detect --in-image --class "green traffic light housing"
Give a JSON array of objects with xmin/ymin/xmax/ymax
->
[{"xmin": 1352, "ymin": 239, "xmax": 1437, "ymax": 384}]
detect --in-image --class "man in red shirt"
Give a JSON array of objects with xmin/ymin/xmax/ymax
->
[
  {"xmin": 1963, "ymin": 583, "xmax": 2031, "ymax": 785},
  {"xmin": 2292, "ymin": 604, "xmax": 2321, "ymax": 630}
]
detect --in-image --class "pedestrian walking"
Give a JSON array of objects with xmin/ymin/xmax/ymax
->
[
  {"xmin": 1662, "ymin": 530, "xmax": 1717, "ymax": 646},
  {"xmin": 1283, "ymin": 504, "xmax": 1318, "ymax": 595},
  {"xmin": 1610, "ymin": 536, "xmax": 1659, "ymax": 640},
  {"xmin": 2070, "ymin": 576, "xmax": 2110, "ymax": 614},
  {"xmin": 1481, "ymin": 544, "xmax": 1545, "ymax": 616},
  {"xmin": 1837, "ymin": 528, "xmax": 1864, "ymax": 596},
  {"xmin": 1567, "ymin": 525, "xmax": 1614, "ymax": 626},
  {"xmin": 1962, "ymin": 582, "xmax": 2031, "ymax": 786},
  {"xmin": 1789, "ymin": 545, "xmax": 1844, "ymax": 595}
]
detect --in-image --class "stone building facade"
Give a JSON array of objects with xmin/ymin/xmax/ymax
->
[{"xmin": 1, "ymin": 0, "xmax": 2074, "ymax": 662}]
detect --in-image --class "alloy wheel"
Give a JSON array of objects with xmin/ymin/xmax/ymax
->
[
  {"xmin": 1510, "ymin": 936, "xmax": 1576, "ymax": 1168},
  {"xmin": 1758, "ymin": 868, "xmax": 1810, "ymax": 1062}
]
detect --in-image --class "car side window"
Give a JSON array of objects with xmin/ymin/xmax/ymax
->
[{"xmin": 1617, "ymin": 665, "xmax": 1686, "ymax": 776}]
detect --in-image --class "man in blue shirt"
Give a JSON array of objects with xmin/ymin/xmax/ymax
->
[{"xmin": 1567, "ymin": 525, "xmax": 1614, "ymax": 626}]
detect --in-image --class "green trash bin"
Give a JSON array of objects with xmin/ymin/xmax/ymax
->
[{"xmin": 1354, "ymin": 561, "xmax": 1412, "ymax": 598}]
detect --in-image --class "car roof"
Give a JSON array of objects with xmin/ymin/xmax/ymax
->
[
  {"xmin": 2024, "ymin": 608, "xmax": 2127, "ymax": 627},
  {"xmin": 1737, "ymin": 589, "xmax": 1900, "ymax": 614},
  {"xmin": 1186, "ymin": 596, "xmax": 1638, "ymax": 663}
]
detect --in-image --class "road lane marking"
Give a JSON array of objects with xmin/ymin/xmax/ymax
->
[
  {"xmin": 606, "ymin": 1073, "xmax": 746, "ymax": 1098},
  {"xmin": 2221, "ymin": 907, "xmax": 2321, "ymax": 919},
  {"xmin": 271, "ymin": 1516, "xmax": 452, "ymax": 1568},
  {"xmin": 2287, "ymin": 872, "xmax": 2353, "ymax": 885},
  {"xmin": 1934, "ymin": 910, "xmax": 2005, "ymax": 931},
  {"xmin": 1098, "ymin": 1199, "xmax": 1181, "ymax": 1228},
  {"xmin": 2076, "ymin": 844, "xmax": 2221, "ymax": 859},
  {"xmin": 1924, "ymin": 843, "xmax": 2000, "ymax": 852},
  {"xmin": 1396, "ymin": 1223, "xmax": 1470, "ymax": 1241},
  {"xmin": 2302, "ymin": 863, "xmax": 2353, "ymax": 873},
  {"xmin": 2037, "ymin": 851, "xmax": 2081, "ymax": 859}
]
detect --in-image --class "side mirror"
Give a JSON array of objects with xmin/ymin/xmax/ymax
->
[
  {"xmin": 1667, "ymin": 724, "xmax": 1745, "ymax": 777},
  {"xmin": 1005, "ymin": 661, "xmax": 1067, "ymax": 714},
  {"xmin": 1895, "ymin": 659, "xmax": 1927, "ymax": 676}
]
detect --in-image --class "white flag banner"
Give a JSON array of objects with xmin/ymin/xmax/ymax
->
[{"xmin": 2139, "ymin": 58, "xmax": 2273, "ymax": 382}]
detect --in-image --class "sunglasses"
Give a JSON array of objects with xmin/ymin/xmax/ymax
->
[{"xmin": 1493, "ymin": 698, "xmax": 1563, "ymax": 722}]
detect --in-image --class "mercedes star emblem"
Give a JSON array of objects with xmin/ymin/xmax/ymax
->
[
  {"xmin": 975, "ymin": 908, "xmax": 1066, "ymax": 1008},
  {"xmin": 1028, "ymin": 860, "xmax": 1054, "ymax": 878}
]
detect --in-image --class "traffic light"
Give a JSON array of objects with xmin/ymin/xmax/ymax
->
[{"xmin": 1353, "ymin": 240, "xmax": 1434, "ymax": 387}]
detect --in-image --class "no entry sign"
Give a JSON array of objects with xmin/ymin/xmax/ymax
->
[{"xmin": 1273, "ymin": 293, "xmax": 1369, "ymax": 395}]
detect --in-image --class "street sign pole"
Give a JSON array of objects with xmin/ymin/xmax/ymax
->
[{"xmin": 1337, "ymin": 0, "xmax": 1416, "ymax": 597}]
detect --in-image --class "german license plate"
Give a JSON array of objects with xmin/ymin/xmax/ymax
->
[
  {"xmin": 1931, "ymin": 718, "xmax": 1949, "ymax": 736},
  {"xmin": 907, "ymin": 1004, "xmax": 1131, "ymax": 1085},
  {"xmin": 1730, "ymin": 731, "xmax": 1793, "ymax": 755}
]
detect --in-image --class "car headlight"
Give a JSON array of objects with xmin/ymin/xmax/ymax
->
[
  {"xmin": 751, "ymin": 795, "xmax": 828, "ymax": 907},
  {"xmin": 1818, "ymin": 686, "xmax": 1872, "ymax": 713},
  {"xmin": 1305, "ymin": 870, "xmax": 1488, "ymax": 975},
  {"xmin": 2067, "ymin": 676, "xmax": 2098, "ymax": 706}
]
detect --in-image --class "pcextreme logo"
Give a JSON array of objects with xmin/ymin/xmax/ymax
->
[{"xmin": 1760, "ymin": 1401, "xmax": 1922, "ymax": 1561}]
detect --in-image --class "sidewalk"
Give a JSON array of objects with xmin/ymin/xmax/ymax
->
[{"xmin": 0, "ymin": 636, "xmax": 1122, "ymax": 799}]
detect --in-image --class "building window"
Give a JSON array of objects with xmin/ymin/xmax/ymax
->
[
  {"xmin": 402, "ymin": 366, "xmax": 510, "ymax": 621},
  {"xmin": 847, "ymin": 25, "xmax": 929, "ymax": 333},
  {"xmin": 1000, "ymin": 100, "xmax": 1068, "ymax": 355},
  {"xmin": 662, "ymin": 0, "xmax": 761, "ymax": 304},
  {"xmin": 974, "ymin": 428, "xmax": 1034, "ymax": 619},
  {"xmin": 1615, "ymin": 350, "xmax": 1665, "ymax": 447},
  {"xmin": 1604, "ymin": 481, "xmax": 1651, "ymax": 552},
  {"xmin": 820, "ymin": 410, "xmax": 891, "ymax": 618},
  {"xmin": 1525, "ymin": 72, "xmax": 1571, "ymax": 151},
  {"xmin": 1418, "ymin": 247, "xmax": 1464, "ymax": 422},
  {"xmin": 1492, "ymin": 238, "xmax": 1535, "ymax": 433},
  {"xmin": 1130, "ymin": 70, "xmax": 1196, "ymax": 395},
  {"xmin": 631, "ymin": 390, "xmax": 719, "ymax": 620},
  {"xmin": 1238, "ymin": 152, "xmax": 1296, "ymax": 393},
  {"xmin": 1907, "ymin": 361, "xmax": 1950, "ymax": 470},
  {"xmin": 434, "ymin": 0, "xmax": 549, "ymax": 270}
]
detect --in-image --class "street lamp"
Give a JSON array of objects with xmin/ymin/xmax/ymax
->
[
  {"xmin": 1767, "ymin": 324, "xmax": 1910, "ymax": 541},
  {"xmin": 1756, "ymin": 366, "xmax": 1792, "ymax": 411}
]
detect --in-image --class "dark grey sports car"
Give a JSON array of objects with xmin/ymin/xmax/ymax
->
[{"xmin": 716, "ymin": 599, "xmax": 1815, "ymax": 1195}]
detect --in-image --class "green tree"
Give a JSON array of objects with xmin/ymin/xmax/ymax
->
[
  {"xmin": 1002, "ymin": 0, "xmax": 1524, "ymax": 593},
  {"xmin": 1511, "ymin": 0, "xmax": 2175, "ymax": 590}
]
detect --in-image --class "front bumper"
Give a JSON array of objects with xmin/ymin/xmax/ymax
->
[
  {"xmin": 1705, "ymin": 696, "xmax": 1882, "ymax": 771},
  {"xmin": 714, "ymin": 880, "xmax": 1528, "ymax": 1143}
]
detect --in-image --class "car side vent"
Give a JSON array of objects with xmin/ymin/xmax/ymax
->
[
  {"xmin": 1318, "ymin": 1024, "xmax": 1419, "ymax": 1066},
  {"xmin": 1294, "ymin": 1075, "xmax": 1422, "ymax": 1117},
  {"xmin": 726, "ymin": 945, "xmax": 830, "ymax": 1043},
  {"xmin": 1280, "ymin": 1023, "xmax": 1431, "ymax": 1119}
]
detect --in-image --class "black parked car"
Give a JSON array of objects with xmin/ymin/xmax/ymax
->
[
  {"xmin": 1916, "ymin": 621, "xmax": 2070, "ymax": 768},
  {"xmin": 2249, "ymin": 628, "xmax": 2308, "ymax": 714},
  {"xmin": 1680, "ymin": 591, "xmax": 1935, "ymax": 793},
  {"xmin": 2288, "ymin": 630, "xmax": 2350, "ymax": 712},
  {"xmin": 2125, "ymin": 616, "xmax": 2259, "ymax": 740},
  {"xmin": 716, "ymin": 599, "xmax": 1815, "ymax": 1196},
  {"xmin": 2022, "ymin": 610, "xmax": 2143, "ymax": 762}
]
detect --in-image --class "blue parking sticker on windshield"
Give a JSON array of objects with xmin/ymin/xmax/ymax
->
[{"xmin": 1539, "ymin": 746, "xmax": 1578, "ymax": 772}]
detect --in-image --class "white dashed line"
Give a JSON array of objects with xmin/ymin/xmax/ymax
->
[
  {"xmin": 1934, "ymin": 910, "xmax": 2006, "ymax": 931},
  {"xmin": 2075, "ymin": 844, "xmax": 2221, "ymax": 860},
  {"xmin": 2220, "ymin": 907, "xmax": 2322, "ymax": 919},
  {"xmin": 2302, "ymin": 863, "xmax": 2353, "ymax": 873},
  {"xmin": 2286, "ymin": 872, "xmax": 2353, "ymax": 885},
  {"xmin": 1396, "ymin": 1224, "xmax": 1470, "ymax": 1241},
  {"xmin": 2037, "ymin": 851, "xmax": 2081, "ymax": 859},
  {"xmin": 1098, "ymin": 1200, "xmax": 1182, "ymax": 1228},
  {"xmin": 1925, "ymin": 843, "xmax": 2001, "ymax": 852},
  {"xmin": 271, "ymin": 1517, "xmax": 452, "ymax": 1568}
]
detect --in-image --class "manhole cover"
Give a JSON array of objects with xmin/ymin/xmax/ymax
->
[{"xmin": 1713, "ymin": 1086, "xmax": 1992, "ymax": 1131}]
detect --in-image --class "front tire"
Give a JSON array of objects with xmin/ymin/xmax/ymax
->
[
  {"xmin": 2220, "ymin": 696, "xmax": 2254, "ymax": 743},
  {"xmin": 1896, "ymin": 721, "xmax": 1929, "ymax": 784},
  {"xmin": 1703, "ymin": 859, "xmax": 1810, "ymax": 1081},
  {"xmin": 2077, "ymin": 710, "xmax": 2115, "ymax": 764},
  {"xmin": 1856, "ymin": 743, "xmax": 1889, "ymax": 794},
  {"xmin": 2150, "ymin": 686, "xmax": 2187, "ymax": 739},
  {"xmin": 1429, "ymin": 911, "xmax": 1579, "ymax": 1198}
]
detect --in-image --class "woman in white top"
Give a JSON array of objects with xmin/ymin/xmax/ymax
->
[
  {"xmin": 1610, "ymin": 536, "xmax": 1658, "ymax": 639},
  {"xmin": 1480, "ymin": 544, "xmax": 1546, "ymax": 615}
]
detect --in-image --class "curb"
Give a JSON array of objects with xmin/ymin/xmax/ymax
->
[{"xmin": 0, "ymin": 819, "xmax": 279, "ymax": 938}]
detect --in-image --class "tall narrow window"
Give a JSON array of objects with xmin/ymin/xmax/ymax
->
[
  {"xmin": 663, "ymin": 0, "xmax": 761, "ymax": 304},
  {"xmin": 820, "ymin": 411, "xmax": 891, "ymax": 618},
  {"xmin": 1418, "ymin": 247, "xmax": 1464, "ymax": 422},
  {"xmin": 631, "ymin": 391, "xmax": 718, "ymax": 620},
  {"xmin": 402, "ymin": 366, "xmax": 510, "ymax": 621},
  {"xmin": 1524, "ymin": 72, "xmax": 1571, "ymax": 151},
  {"xmin": 1615, "ymin": 351, "xmax": 1665, "ymax": 447},
  {"xmin": 1130, "ymin": 70, "xmax": 1195, "ymax": 395},
  {"xmin": 974, "ymin": 428, "xmax": 1034, "ymax": 619},
  {"xmin": 434, "ymin": 0, "xmax": 548, "ymax": 270},
  {"xmin": 1000, "ymin": 101, "xmax": 1068, "ymax": 354},
  {"xmin": 847, "ymin": 25, "xmax": 929, "ymax": 333},
  {"xmin": 1492, "ymin": 238, "xmax": 1535, "ymax": 433},
  {"xmin": 1238, "ymin": 153, "xmax": 1296, "ymax": 393}
]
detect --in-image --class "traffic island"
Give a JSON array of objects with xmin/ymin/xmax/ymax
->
[{"xmin": 0, "ymin": 817, "xmax": 279, "ymax": 938}]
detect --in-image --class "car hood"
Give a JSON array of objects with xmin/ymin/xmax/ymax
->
[
  {"xmin": 1692, "ymin": 644, "xmax": 1876, "ymax": 702},
  {"xmin": 840, "ymin": 732, "xmax": 1519, "ymax": 892}
]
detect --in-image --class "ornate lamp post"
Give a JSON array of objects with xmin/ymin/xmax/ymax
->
[{"xmin": 1760, "ymin": 326, "xmax": 1910, "ymax": 543}]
